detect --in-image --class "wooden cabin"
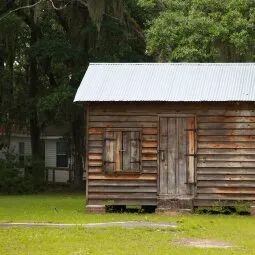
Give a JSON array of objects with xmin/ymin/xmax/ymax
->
[{"xmin": 74, "ymin": 63, "xmax": 255, "ymax": 213}]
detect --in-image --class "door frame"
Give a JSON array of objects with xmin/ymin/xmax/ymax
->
[{"xmin": 157, "ymin": 114, "xmax": 198, "ymax": 199}]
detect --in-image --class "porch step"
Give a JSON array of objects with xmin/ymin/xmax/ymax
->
[{"xmin": 156, "ymin": 198, "xmax": 194, "ymax": 213}]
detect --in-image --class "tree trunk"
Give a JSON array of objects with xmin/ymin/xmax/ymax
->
[
  {"xmin": 29, "ymin": 56, "xmax": 43, "ymax": 184},
  {"xmin": 0, "ymin": 46, "xmax": 4, "ymax": 122},
  {"xmin": 71, "ymin": 108, "xmax": 85, "ymax": 189},
  {"xmin": 28, "ymin": 16, "xmax": 44, "ymax": 187}
]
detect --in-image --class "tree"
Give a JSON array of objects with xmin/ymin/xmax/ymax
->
[
  {"xmin": 144, "ymin": 0, "xmax": 255, "ymax": 62},
  {"xmin": 0, "ymin": 11, "xmax": 29, "ymax": 151},
  {"xmin": 0, "ymin": 0, "xmax": 150, "ymax": 188}
]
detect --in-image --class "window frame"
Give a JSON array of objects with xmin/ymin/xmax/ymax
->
[
  {"xmin": 18, "ymin": 142, "xmax": 25, "ymax": 167},
  {"xmin": 103, "ymin": 128, "xmax": 142, "ymax": 174},
  {"xmin": 56, "ymin": 141, "xmax": 69, "ymax": 168}
]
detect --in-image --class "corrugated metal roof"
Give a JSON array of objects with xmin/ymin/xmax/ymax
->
[{"xmin": 74, "ymin": 63, "xmax": 255, "ymax": 102}]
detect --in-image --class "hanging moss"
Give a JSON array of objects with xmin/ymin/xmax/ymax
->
[
  {"xmin": 87, "ymin": 0, "xmax": 105, "ymax": 31},
  {"xmin": 87, "ymin": 0, "xmax": 125, "ymax": 31}
]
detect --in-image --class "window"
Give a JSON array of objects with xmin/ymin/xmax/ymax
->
[
  {"xmin": 40, "ymin": 140, "xmax": 45, "ymax": 161},
  {"xmin": 18, "ymin": 142, "xmax": 25, "ymax": 167},
  {"xmin": 103, "ymin": 131, "xmax": 141, "ymax": 172},
  {"xmin": 56, "ymin": 141, "xmax": 68, "ymax": 167}
]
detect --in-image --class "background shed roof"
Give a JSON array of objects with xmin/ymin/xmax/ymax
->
[{"xmin": 74, "ymin": 63, "xmax": 255, "ymax": 102}]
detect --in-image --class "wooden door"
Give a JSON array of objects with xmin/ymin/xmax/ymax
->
[{"xmin": 159, "ymin": 117, "xmax": 196, "ymax": 197}]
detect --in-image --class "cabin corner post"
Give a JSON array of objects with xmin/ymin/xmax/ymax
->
[
  {"xmin": 84, "ymin": 103, "xmax": 89, "ymax": 211},
  {"xmin": 85, "ymin": 103, "xmax": 106, "ymax": 213}
]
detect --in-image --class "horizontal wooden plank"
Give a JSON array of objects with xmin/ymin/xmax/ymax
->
[
  {"xmin": 197, "ymin": 162, "xmax": 255, "ymax": 168},
  {"xmin": 89, "ymin": 122, "xmax": 157, "ymax": 128},
  {"xmin": 88, "ymin": 134, "xmax": 103, "ymax": 141},
  {"xmin": 199, "ymin": 116, "xmax": 255, "ymax": 123},
  {"xmin": 88, "ymin": 160, "xmax": 103, "ymax": 167},
  {"xmin": 88, "ymin": 147, "xmax": 103, "ymax": 153},
  {"xmin": 88, "ymin": 166, "xmax": 102, "ymax": 173},
  {"xmin": 197, "ymin": 110, "xmax": 255, "ymax": 116},
  {"xmin": 197, "ymin": 168, "xmax": 255, "ymax": 175},
  {"xmin": 198, "ymin": 123, "xmax": 255, "ymax": 129},
  {"xmin": 89, "ymin": 104, "xmax": 255, "ymax": 116},
  {"xmin": 88, "ymin": 186, "xmax": 157, "ymax": 193},
  {"xmin": 197, "ymin": 187, "xmax": 255, "ymax": 194},
  {"xmin": 142, "ymin": 134, "xmax": 157, "ymax": 141},
  {"xmin": 197, "ymin": 174, "xmax": 255, "ymax": 181},
  {"xmin": 142, "ymin": 161, "xmax": 158, "ymax": 167},
  {"xmin": 88, "ymin": 141, "xmax": 104, "ymax": 147},
  {"xmin": 88, "ymin": 193, "xmax": 157, "ymax": 199},
  {"xmin": 87, "ymin": 199, "xmax": 157, "ymax": 206},
  {"xmin": 196, "ymin": 194, "xmax": 255, "ymax": 200},
  {"xmin": 89, "ymin": 115, "xmax": 158, "ymax": 122},
  {"xmin": 88, "ymin": 173, "xmax": 157, "ymax": 180},
  {"xmin": 198, "ymin": 148, "xmax": 255, "ymax": 155},
  {"xmin": 198, "ymin": 129, "xmax": 255, "ymax": 136},
  {"xmin": 88, "ymin": 128, "xmax": 103, "ymax": 135},
  {"xmin": 142, "ymin": 141, "xmax": 157, "ymax": 148},
  {"xmin": 88, "ymin": 153, "xmax": 103, "ymax": 160},
  {"xmin": 142, "ymin": 128, "xmax": 158, "ymax": 135},
  {"xmin": 105, "ymin": 128, "xmax": 141, "ymax": 132},
  {"xmin": 197, "ymin": 181, "xmax": 255, "ymax": 187},
  {"xmin": 198, "ymin": 135, "xmax": 255, "ymax": 142},
  {"xmin": 198, "ymin": 155, "xmax": 255, "ymax": 162},
  {"xmin": 142, "ymin": 148, "xmax": 157, "ymax": 154},
  {"xmin": 142, "ymin": 155, "xmax": 157, "ymax": 161},
  {"xmin": 198, "ymin": 142, "xmax": 255, "ymax": 149},
  {"xmin": 89, "ymin": 180, "xmax": 156, "ymax": 186},
  {"xmin": 142, "ymin": 169, "xmax": 157, "ymax": 174},
  {"xmin": 89, "ymin": 110, "xmax": 157, "ymax": 116},
  {"xmin": 89, "ymin": 109, "xmax": 156, "ymax": 115}
]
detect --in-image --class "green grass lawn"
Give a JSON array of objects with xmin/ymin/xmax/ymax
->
[{"xmin": 1, "ymin": 194, "xmax": 255, "ymax": 254}]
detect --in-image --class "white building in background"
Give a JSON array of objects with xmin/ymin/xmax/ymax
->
[{"xmin": 0, "ymin": 126, "xmax": 72, "ymax": 183}]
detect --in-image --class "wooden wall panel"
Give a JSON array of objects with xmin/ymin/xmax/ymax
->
[
  {"xmin": 196, "ymin": 114, "xmax": 255, "ymax": 206},
  {"xmin": 87, "ymin": 103, "xmax": 255, "ymax": 207},
  {"xmin": 87, "ymin": 175, "xmax": 157, "ymax": 206},
  {"xmin": 87, "ymin": 111, "xmax": 158, "ymax": 206},
  {"xmin": 88, "ymin": 128, "xmax": 103, "ymax": 173}
]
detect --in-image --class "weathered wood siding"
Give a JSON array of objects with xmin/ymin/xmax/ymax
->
[
  {"xmin": 87, "ymin": 103, "xmax": 255, "ymax": 206},
  {"xmin": 196, "ymin": 114, "xmax": 255, "ymax": 206},
  {"xmin": 87, "ymin": 108, "xmax": 158, "ymax": 206}
]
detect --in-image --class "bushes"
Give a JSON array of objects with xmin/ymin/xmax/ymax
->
[{"xmin": 0, "ymin": 155, "xmax": 35, "ymax": 194}]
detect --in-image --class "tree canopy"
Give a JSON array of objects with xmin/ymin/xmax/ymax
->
[
  {"xmin": 144, "ymin": 0, "xmax": 255, "ymax": 62},
  {"xmin": 0, "ymin": 0, "xmax": 255, "ymax": 188},
  {"xmin": 0, "ymin": 0, "xmax": 151, "ymax": 187}
]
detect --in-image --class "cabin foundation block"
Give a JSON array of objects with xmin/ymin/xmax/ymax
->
[
  {"xmin": 156, "ymin": 198, "xmax": 193, "ymax": 213},
  {"xmin": 250, "ymin": 205, "xmax": 255, "ymax": 216},
  {"xmin": 86, "ymin": 205, "xmax": 106, "ymax": 214}
]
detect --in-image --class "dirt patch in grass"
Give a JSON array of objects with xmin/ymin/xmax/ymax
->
[{"xmin": 173, "ymin": 239, "xmax": 237, "ymax": 248}]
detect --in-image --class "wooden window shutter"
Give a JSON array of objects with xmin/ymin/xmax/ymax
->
[
  {"xmin": 122, "ymin": 131, "xmax": 141, "ymax": 171},
  {"xmin": 103, "ymin": 131, "xmax": 121, "ymax": 171}
]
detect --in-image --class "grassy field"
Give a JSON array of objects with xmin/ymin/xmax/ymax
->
[{"xmin": 1, "ymin": 194, "xmax": 255, "ymax": 254}]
